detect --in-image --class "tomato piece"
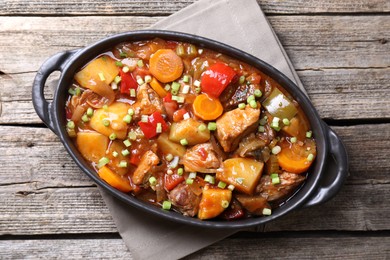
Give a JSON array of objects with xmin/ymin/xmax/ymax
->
[
  {"xmin": 163, "ymin": 92, "xmax": 173, "ymax": 103},
  {"xmin": 198, "ymin": 147, "xmax": 208, "ymax": 161},
  {"xmin": 164, "ymin": 173, "xmax": 185, "ymax": 191},
  {"xmin": 138, "ymin": 111, "xmax": 169, "ymax": 139},
  {"xmin": 119, "ymin": 70, "xmax": 138, "ymax": 94},
  {"xmin": 201, "ymin": 62, "xmax": 237, "ymax": 98},
  {"xmin": 132, "ymin": 66, "xmax": 150, "ymax": 79},
  {"xmin": 129, "ymin": 153, "xmax": 141, "ymax": 166}
]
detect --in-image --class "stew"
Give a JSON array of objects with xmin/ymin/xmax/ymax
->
[{"xmin": 65, "ymin": 38, "xmax": 316, "ymax": 220}]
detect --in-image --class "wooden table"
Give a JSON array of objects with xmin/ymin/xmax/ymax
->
[{"xmin": 1, "ymin": 0, "xmax": 389, "ymax": 258}]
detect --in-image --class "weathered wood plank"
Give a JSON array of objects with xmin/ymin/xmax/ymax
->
[
  {"xmin": 2, "ymin": 68, "xmax": 389, "ymax": 124},
  {"xmin": 2, "ymin": 183, "xmax": 389, "ymax": 235},
  {"xmin": 0, "ymin": 0, "xmax": 389, "ymax": 16},
  {"xmin": 0, "ymin": 124, "xmax": 388, "ymax": 187},
  {"xmin": 0, "ymin": 15, "xmax": 389, "ymax": 74},
  {"xmin": 0, "ymin": 235, "xmax": 389, "ymax": 259}
]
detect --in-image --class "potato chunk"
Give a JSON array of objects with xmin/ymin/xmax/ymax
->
[
  {"xmin": 75, "ymin": 56, "xmax": 119, "ymax": 87},
  {"xmin": 169, "ymin": 118, "xmax": 210, "ymax": 145},
  {"xmin": 89, "ymin": 102, "xmax": 131, "ymax": 139},
  {"xmin": 156, "ymin": 132, "xmax": 186, "ymax": 157},
  {"xmin": 76, "ymin": 131, "xmax": 109, "ymax": 163},
  {"xmin": 217, "ymin": 158, "xmax": 264, "ymax": 195},
  {"xmin": 198, "ymin": 187, "xmax": 232, "ymax": 220}
]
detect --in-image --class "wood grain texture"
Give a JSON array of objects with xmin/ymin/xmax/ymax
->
[
  {"xmin": 0, "ymin": 235, "xmax": 389, "ymax": 259},
  {"xmin": 0, "ymin": 15, "xmax": 389, "ymax": 74},
  {"xmin": 1, "ymin": 0, "xmax": 389, "ymax": 15},
  {"xmin": 0, "ymin": 124, "xmax": 389, "ymax": 235}
]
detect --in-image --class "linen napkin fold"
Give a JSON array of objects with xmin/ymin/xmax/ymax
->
[{"xmin": 98, "ymin": 0, "xmax": 306, "ymax": 259}]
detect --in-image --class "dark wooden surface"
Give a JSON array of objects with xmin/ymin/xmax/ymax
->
[{"xmin": 1, "ymin": 0, "xmax": 389, "ymax": 259}]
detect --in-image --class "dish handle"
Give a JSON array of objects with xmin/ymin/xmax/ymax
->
[
  {"xmin": 303, "ymin": 122, "xmax": 349, "ymax": 208},
  {"xmin": 32, "ymin": 50, "xmax": 78, "ymax": 135}
]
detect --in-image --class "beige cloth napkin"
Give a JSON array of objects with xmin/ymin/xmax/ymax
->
[{"xmin": 98, "ymin": 0, "xmax": 306, "ymax": 259}]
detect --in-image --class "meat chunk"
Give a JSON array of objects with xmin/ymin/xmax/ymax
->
[
  {"xmin": 181, "ymin": 143, "xmax": 221, "ymax": 173},
  {"xmin": 215, "ymin": 106, "xmax": 260, "ymax": 152},
  {"xmin": 168, "ymin": 182, "xmax": 201, "ymax": 217},
  {"xmin": 132, "ymin": 151, "xmax": 160, "ymax": 185},
  {"xmin": 256, "ymin": 171, "xmax": 305, "ymax": 202},
  {"xmin": 132, "ymin": 84, "xmax": 164, "ymax": 119},
  {"xmin": 219, "ymin": 84, "xmax": 257, "ymax": 110}
]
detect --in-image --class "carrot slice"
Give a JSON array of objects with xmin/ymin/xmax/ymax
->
[
  {"xmin": 193, "ymin": 93, "xmax": 223, "ymax": 121},
  {"xmin": 149, "ymin": 49, "xmax": 183, "ymax": 83},
  {"xmin": 149, "ymin": 77, "xmax": 168, "ymax": 97},
  {"xmin": 98, "ymin": 166, "xmax": 132, "ymax": 192},
  {"xmin": 277, "ymin": 140, "xmax": 316, "ymax": 174}
]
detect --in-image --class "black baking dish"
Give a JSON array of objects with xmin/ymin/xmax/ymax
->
[{"xmin": 32, "ymin": 30, "xmax": 349, "ymax": 229}]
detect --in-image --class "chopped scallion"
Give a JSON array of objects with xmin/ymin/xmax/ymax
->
[
  {"xmin": 121, "ymin": 149, "xmax": 130, "ymax": 156},
  {"xmin": 238, "ymin": 103, "xmax": 246, "ymax": 109},
  {"xmin": 109, "ymin": 133, "xmax": 117, "ymax": 140},
  {"xmin": 249, "ymin": 100, "xmax": 257, "ymax": 108},
  {"xmin": 306, "ymin": 131, "xmax": 313, "ymax": 138},
  {"xmin": 115, "ymin": 61, "xmax": 123, "ymax": 67},
  {"xmin": 227, "ymin": 184, "xmax": 235, "ymax": 191},
  {"xmin": 176, "ymin": 45, "xmax": 185, "ymax": 56},
  {"xmin": 307, "ymin": 153, "xmax": 314, "ymax": 162},
  {"xmin": 207, "ymin": 122, "xmax": 217, "ymax": 131},
  {"xmin": 272, "ymin": 145, "xmax": 281, "ymax": 155},
  {"xmin": 112, "ymin": 151, "xmax": 119, "ymax": 158},
  {"xmin": 195, "ymin": 87, "xmax": 201, "ymax": 93},
  {"xmin": 127, "ymin": 108, "xmax": 134, "ymax": 116},
  {"xmin": 262, "ymin": 208, "xmax": 272, "ymax": 216},
  {"xmin": 186, "ymin": 178, "xmax": 194, "ymax": 185},
  {"xmin": 67, "ymin": 120, "xmax": 75, "ymax": 129},
  {"xmin": 177, "ymin": 168, "xmax": 184, "ymax": 176},
  {"xmin": 75, "ymin": 87, "xmax": 81, "ymax": 96},
  {"xmin": 164, "ymin": 84, "xmax": 171, "ymax": 91},
  {"xmin": 130, "ymin": 89, "xmax": 136, "ymax": 97},
  {"xmin": 171, "ymin": 89, "xmax": 178, "ymax": 95},
  {"xmin": 122, "ymin": 66, "xmax": 130, "ymax": 73},
  {"xmin": 141, "ymin": 115, "xmax": 148, "ymax": 123},
  {"xmin": 114, "ymin": 75, "xmax": 121, "ymax": 84},
  {"xmin": 171, "ymin": 82, "xmax": 181, "ymax": 91},
  {"xmin": 144, "ymin": 75, "xmax": 152, "ymax": 83},
  {"xmin": 259, "ymin": 117, "xmax": 267, "ymax": 126},
  {"xmin": 258, "ymin": 125, "xmax": 265, "ymax": 132},
  {"xmin": 119, "ymin": 161, "xmax": 128, "ymax": 168},
  {"xmin": 111, "ymin": 82, "xmax": 118, "ymax": 90},
  {"xmin": 247, "ymin": 95, "xmax": 255, "ymax": 104},
  {"xmin": 137, "ymin": 59, "xmax": 144, "ymax": 67},
  {"xmin": 290, "ymin": 137, "xmax": 297, "ymax": 143},
  {"xmin": 204, "ymin": 175, "xmax": 215, "ymax": 184},
  {"xmin": 198, "ymin": 124, "xmax": 207, "ymax": 132},
  {"xmin": 254, "ymin": 89, "xmax": 262, "ymax": 98},
  {"xmin": 123, "ymin": 139, "xmax": 131, "ymax": 147},
  {"xmin": 193, "ymin": 80, "xmax": 201, "ymax": 88},
  {"xmin": 102, "ymin": 119, "xmax": 110, "ymax": 127},
  {"xmin": 97, "ymin": 157, "xmax": 109, "ymax": 169},
  {"xmin": 180, "ymin": 138, "xmax": 188, "ymax": 146},
  {"xmin": 282, "ymin": 118, "xmax": 290, "ymax": 126},
  {"xmin": 123, "ymin": 114, "xmax": 132, "ymax": 124},
  {"xmin": 136, "ymin": 77, "xmax": 144, "ymax": 85},
  {"xmin": 162, "ymin": 200, "xmax": 172, "ymax": 210},
  {"xmin": 182, "ymin": 84, "xmax": 190, "ymax": 94},
  {"xmin": 149, "ymin": 176, "xmax": 157, "ymax": 186},
  {"xmin": 165, "ymin": 154, "xmax": 174, "ymax": 162},
  {"xmin": 188, "ymin": 172, "xmax": 197, "ymax": 179},
  {"xmin": 128, "ymin": 131, "xmax": 137, "ymax": 141},
  {"xmin": 183, "ymin": 75, "xmax": 189, "ymax": 83},
  {"xmin": 221, "ymin": 200, "xmax": 229, "ymax": 209},
  {"xmin": 81, "ymin": 114, "xmax": 89, "ymax": 123},
  {"xmin": 217, "ymin": 181, "xmax": 227, "ymax": 189},
  {"xmin": 119, "ymin": 52, "xmax": 127, "ymax": 58},
  {"xmin": 98, "ymin": 72, "xmax": 105, "ymax": 81},
  {"xmin": 167, "ymin": 169, "xmax": 173, "ymax": 175},
  {"xmin": 156, "ymin": 123, "xmax": 162, "ymax": 133},
  {"xmin": 271, "ymin": 176, "xmax": 280, "ymax": 185}
]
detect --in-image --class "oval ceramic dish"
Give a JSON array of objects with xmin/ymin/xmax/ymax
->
[{"xmin": 32, "ymin": 30, "xmax": 348, "ymax": 229}]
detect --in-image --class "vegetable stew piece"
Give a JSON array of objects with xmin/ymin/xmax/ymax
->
[
  {"xmin": 132, "ymin": 151, "xmax": 160, "ymax": 185},
  {"xmin": 193, "ymin": 93, "xmax": 223, "ymax": 121},
  {"xmin": 217, "ymin": 158, "xmax": 264, "ymax": 195},
  {"xmin": 215, "ymin": 105, "xmax": 260, "ymax": 152},
  {"xmin": 156, "ymin": 132, "xmax": 186, "ymax": 157},
  {"xmin": 76, "ymin": 132, "xmax": 109, "ymax": 163},
  {"xmin": 169, "ymin": 118, "xmax": 210, "ymax": 145},
  {"xmin": 201, "ymin": 62, "xmax": 237, "ymax": 98},
  {"xmin": 149, "ymin": 49, "xmax": 184, "ymax": 83},
  {"xmin": 98, "ymin": 166, "xmax": 132, "ymax": 193},
  {"xmin": 135, "ymin": 83, "xmax": 164, "ymax": 116},
  {"xmin": 235, "ymin": 195, "xmax": 271, "ymax": 216},
  {"xmin": 181, "ymin": 143, "xmax": 220, "ymax": 173},
  {"xmin": 168, "ymin": 182, "xmax": 201, "ymax": 217},
  {"xmin": 263, "ymin": 87, "xmax": 298, "ymax": 120},
  {"xmin": 256, "ymin": 171, "xmax": 306, "ymax": 201},
  {"xmin": 277, "ymin": 139, "xmax": 316, "ymax": 174},
  {"xmin": 119, "ymin": 70, "xmax": 138, "ymax": 94},
  {"xmin": 198, "ymin": 187, "xmax": 232, "ymax": 220},
  {"xmin": 89, "ymin": 102, "xmax": 131, "ymax": 139},
  {"xmin": 75, "ymin": 56, "xmax": 119, "ymax": 88},
  {"xmin": 138, "ymin": 111, "xmax": 168, "ymax": 139}
]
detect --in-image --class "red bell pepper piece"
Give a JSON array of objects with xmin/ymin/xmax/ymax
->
[
  {"xmin": 164, "ymin": 173, "xmax": 184, "ymax": 191},
  {"xmin": 172, "ymin": 108, "xmax": 187, "ymax": 122},
  {"xmin": 201, "ymin": 62, "xmax": 237, "ymax": 98},
  {"xmin": 119, "ymin": 70, "xmax": 138, "ymax": 94},
  {"xmin": 138, "ymin": 111, "xmax": 169, "ymax": 139}
]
